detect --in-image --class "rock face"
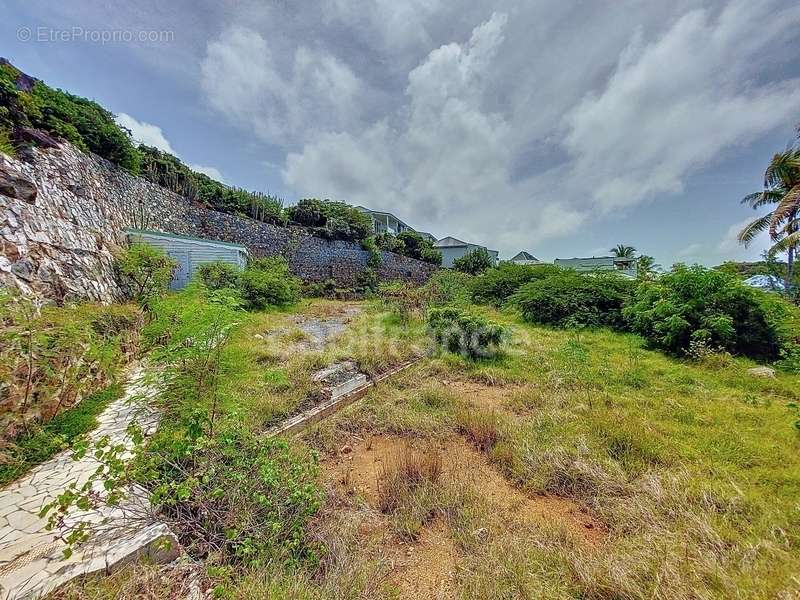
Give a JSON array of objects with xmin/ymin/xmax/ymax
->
[{"xmin": 0, "ymin": 142, "xmax": 437, "ymax": 302}]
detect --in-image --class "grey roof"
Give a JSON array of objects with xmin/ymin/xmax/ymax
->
[
  {"xmin": 126, "ymin": 229, "xmax": 249, "ymax": 252},
  {"xmin": 434, "ymin": 236, "xmax": 470, "ymax": 248},
  {"xmin": 511, "ymin": 251, "xmax": 539, "ymax": 261}
]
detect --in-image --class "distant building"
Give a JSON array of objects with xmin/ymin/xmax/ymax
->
[
  {"xmin": 434, "ymin": 236, "xmax": 499, "ymax": 268},
  {"xmin": 127, "ymin": 229, "xmax": 249, "ymax": 290},
  {"xmin": 417, "ymin": 231, "xmax": 437, "ymax": 243},
  {"xmin": 554, "ymin": 256, "xmax": 637, "ymax": 278},
  {"xmin": 509, "ymin": 251, "xmax": 540, "ymax": 265},
  {"xmin": 743, "ymin": 274, "xmax": 785, "ymax": 292},
  {"xmin": 355, "ymin": 206, "xmax": 414, "ymax": 236}
]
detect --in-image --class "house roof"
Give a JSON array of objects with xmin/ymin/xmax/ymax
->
[
  {"xmin": 354, "ymin": 205, "xmax": 412, "ymax": 230},
  {"xmin": 511, "ymin": 251, "xmax": 539, "ymax": 261},
  {"xmin": 125, "ymin": 229, "xmax": 249, "ymax": 253},
  {"xmin": 433, "ymin": 236, "xmax": 470, "ymax": 248}
]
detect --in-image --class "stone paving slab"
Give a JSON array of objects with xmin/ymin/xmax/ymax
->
[{"xmin": 0, "ymin": 366, "xmax": 179, "ymax": 600}]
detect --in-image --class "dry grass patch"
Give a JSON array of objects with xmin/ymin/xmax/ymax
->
[{"xmin": 455, "ymin": 407, "xmax": 506, "ymax": 452}]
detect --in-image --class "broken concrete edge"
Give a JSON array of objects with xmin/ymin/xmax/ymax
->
[{"xmin": 268, "ymin": 358, "xmax": 421, "ymax": 438}]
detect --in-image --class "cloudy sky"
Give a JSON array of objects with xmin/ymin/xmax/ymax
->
[{"xmin": 3, "ymin": 0, "xmax": 799, "ymax": 265}]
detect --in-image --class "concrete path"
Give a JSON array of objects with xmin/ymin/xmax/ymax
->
[{"xmin": 0, "ymin": 366, "xmax": 178, "ymax": 600}]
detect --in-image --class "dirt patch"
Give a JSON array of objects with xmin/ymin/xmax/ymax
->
[
  {"xmin": 322, "ymin": 434, "xmax": 606, "ymax": 541},
  {"xmin": 320, "ymin": 434, "xmax": 605, "ymax": 598},
  {"xmin": 442, "ymin": 380, "xmax": 518, "ymax": 412}
]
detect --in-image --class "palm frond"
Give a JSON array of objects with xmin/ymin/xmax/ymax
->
[
  {"xmin": 738, "ymin": 214, "xmax": 774, "ymax": 246},
  {"xmin": 764, "ymin": 149, "xmax": 800, "ymax": 189},
  {"xmin": 740, "ymin": 190, "xmax": 783, "ymax": 208},
  {"xmin": 767, "ymin": 230, "xmax": 800, "ymax": 256}
]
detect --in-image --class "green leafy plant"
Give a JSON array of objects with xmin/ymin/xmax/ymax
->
[
  {"xmin": 472, "ymin": 262, "xmax": 562, "ymax": 306},
  {"xmin": 197, "ymin": 260, "xmax": 241, "ymax": 291},
  {"xmin": 624, "ymin": 265, "xmax": 782, "ymax": 358},
  {"xmin": 395, "ymin": 231, "xmax": 442, "ymax": 265},
  {"xmin": 238, "ymin": 257, "xmax": 301, "ymax": 310},
  {"xmin": 424, "ymin": 269, "xmax": 474, "ymax": 307},
  {"xmin": 511, "ymin": 271, "xmax": 634, "ymax": 329},
  {"xmin": 287, "ymin": 199, "xmax": 373, "ymax": 242},
  {"xmin": 116, "ymin": 243, "xmax": 177, "ymax": 306},
  {"xmin": 428, "ymin": 306, "xmax": 506, "ymax": 359},
  {"xmin": 453, "ymin": 247, "xmax": 493, "ymax": 275},
  {"xmin": 0, "ymin": 127, "xmax": 15, "ymax": 156},
  {"xmin": 0, "ymin": 292, "xmax": 140, "ymax": 443}
]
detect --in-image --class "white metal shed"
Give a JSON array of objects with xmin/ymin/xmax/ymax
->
[{"xmin": 126, "ymin": 229, "xmax": 249, "ymax": 290}]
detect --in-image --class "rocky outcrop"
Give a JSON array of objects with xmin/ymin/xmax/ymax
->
[{"xmin": 0, "ymin": 142, "xmax": 437, "ymax": 302}]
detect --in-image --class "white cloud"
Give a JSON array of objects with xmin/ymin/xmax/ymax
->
[
  {"xmin": 115, "ymin": 113, "xmax": 225, "ymax": 183},
  {"xmin": 115, "ymin": 112, "xmax": 176, "ymax": 154},
  {"xmin": 195, "ymin": 0, "xmax": 800, "ymax": 257},
  {"xmin": 562, "ymin": 0, "xmax": 800, "ymax": 213},
  {"xmin": 200, "ymin": 27, "xmax": 365, "ymax": 144}
]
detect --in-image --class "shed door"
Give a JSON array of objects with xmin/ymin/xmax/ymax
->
[{"xmin": 171, "ymin": 251, "xmax": 190, "ymax": 290}]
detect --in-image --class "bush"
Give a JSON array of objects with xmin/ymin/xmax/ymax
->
[
  {"xmin": 453, "ymin": 247, "xmax": 493, "ymax": 275},
  {"xmin": 138, "ymin": 424, "xmax": 321, "ymax": 565},
  {"xmin": 117, "ymin": 243, "xmax": 177, "ymax": 305},
  {"xmin": 375, "ymin": 232, "xmax": 406, "ymax": 254},
  {"xmin": 472, "ymin": 262, "xmax": 562, "ymax": 306},
  {"xmin": 0, "ymin": 62, "xmax": 140, "ymax": 172},
  {"xmin": 197, "ymin": 261, "xmax": 241, "ymax": 291},
  {"xmin": 428, "ymin": 307, "xmax": 506, "ymax": 359},
  {"xmin": 0, "ymin": 293, "xmax": 140, "ymax": 443},
  {"xmin": 424, "ymin": 270, "xmax": 473, "ymax": 307},
  {"xmin": 511, "ymin": 271, "xmax": 634, "ymax": 329},
  {"xmin": 623, "ymin": 265, "xmax": 782, "ymax": 359},
  {"xmin": 288, "ymin": 199, "xmax": 372, "ymax": 241},
  {"xmin": 287, "ymin": 198, "xmax": 327, "ymax": 228},
  {"xmin": 238, "ymin": 257, "xmax": 301, "ymax": 310},
  {"xmin": 395, "ymin": 231, "xmax": 442, "ymax": 265}
]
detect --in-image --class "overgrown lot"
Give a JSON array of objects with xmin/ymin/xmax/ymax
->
[{"xmin": 50, "ymin": 286, "xmax": 800, "ymax": 599}]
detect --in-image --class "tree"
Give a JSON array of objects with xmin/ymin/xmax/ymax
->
[
  {"xmin": 739, "ymin": 148, "xmax": 800, "ymax": 292},
  {"xmin": 610, "ymin": 244, "xmax": 636, "ymax": 258},
  {"xmin": 636, "ymin": 255, "xmax": 661, "ymax": 280},
  {"xmin": 396, "ymin": 231, "xmax": 442, "ymax": 265},
  {"xmin": 453, "ymin": 247, "xmax": 493, "ymax": 275},
  {"xmin": 116, "ymin": 243, "xmax": 176, "ymax": 305}
]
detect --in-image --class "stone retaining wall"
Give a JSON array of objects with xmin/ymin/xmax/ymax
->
[{"xmin": 0, "ymin": 143, "xmax": 437, "ymax": 302}]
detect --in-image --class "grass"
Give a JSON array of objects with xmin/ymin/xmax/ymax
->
[
  {"xmin": 45, "ymin": 298, "xmax": 800, "ymax": 598},
  {"xmin": 0, "ymin": 384, "xmax": 123, "ymax": 487}
]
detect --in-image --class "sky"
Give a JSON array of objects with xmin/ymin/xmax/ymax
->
[{"xmin": 2, "ymin": 0, "xmax": 799, "ymax": 266}]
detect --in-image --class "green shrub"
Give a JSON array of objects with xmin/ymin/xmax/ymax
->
[
  {"xmin": 0, "ymin": 127, "xmax": 14, "ymax": 156},
  {"xmin": 0, "ymin": 293, "xmax": 139, "ymax": 443},
  {"xmin": 453, "ymin": 247, "xmax": 493, "ymax": 275},
  {"xmin": 287, "ymin": 198, "xmax": 327, "ymax": 227},
  {"xmin": 375, "ymin": 232, "xmax": 406, "ymax": 254},
  {"xmin": 428, "ymin": 306, "xmax": 506, "ymax": 359},
  {"xmin": 472, "ymin": 262, "xmax": 562, "ymax": 306},
  {"xmin": 136, "ymin": 423, "xmax": 321, "ymax": 565},
  {"xmin": 197, "ymin": 261, "xmax": 241, "ymax": 291},
  {"xmin": 238, "ymin": 257, "xmax": 300, "ymax": 310},
  {"xmin": 424, "ymin": 269, "xmax": 473, "ymax": 307},
  {"xmin": 624, "ymin": 265, "xmax": 781, "ymax": 359},
  {"xmin": 395, "ymin": 231, "xmax": 442, "ymax": 265},
  {"xmin": 116, "ymin": 243, "xmax": 177, "ymax": 305},
  {"xmin": 511, "ymin": 271, "xmax": 634, "ymax": 329},
  {"xmin": 287, "ymin": 199, "xmax": 372, "ymax": 241}
]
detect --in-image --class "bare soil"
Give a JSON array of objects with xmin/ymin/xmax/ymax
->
[{"xmin": 320, "ymin": 434, "xmax": 606, "ymax": 598}]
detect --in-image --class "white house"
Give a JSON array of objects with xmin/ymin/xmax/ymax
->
[
  {"xmin": 355, "ymin": 206, "xmax": 414, "ymax": 235},
  {"xmin": 434, "ymin": 236, "xmax": 499, "ymax": 268},
  {"xmin": 554, "ymin": 256, "xmax": 637, "ymax": 278},
  {"xmin": 509, "ymin": 251, "xmax": 541, "ymax": 265}
]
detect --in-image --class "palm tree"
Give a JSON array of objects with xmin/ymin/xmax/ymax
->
[
  {"xmin": 610, "ymin": 244, "xmax": 636, "ymax": 258},
  {"xmin": 739, "ymin": 148, "xmax": 800, "ymax": 291}
]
